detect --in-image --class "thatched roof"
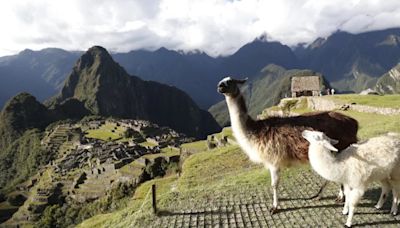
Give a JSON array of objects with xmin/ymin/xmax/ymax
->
[{"xmin": 291, "ymin": 76, "xmax": 320, "ymax": 92}]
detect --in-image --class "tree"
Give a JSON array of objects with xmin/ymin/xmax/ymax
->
[{"xmin": 123, "ymin": 128, "xmax": 135, "ymax": 138}]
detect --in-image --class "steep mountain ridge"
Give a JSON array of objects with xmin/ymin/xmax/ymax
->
[
  {"xmin": 375, "ymin": 63, "xmax": 400, "ymax": 94},
  {"xmin": 0, "ymin": 93, "xmax": 53, "ymax": 149},
  {"xmin": 48, "ymin": 46, "xmax": 220, "ymax": 138},
  {"xmin": 0, "ymin": 38, "xmax": 300, "ymax": 109},
  {"xmin": 113, "ymin": 38, "xmax": 299, "ymax": 108},
  {"xmin": 0, "ymin": 93, "xmax": 55, "ymax": 191},
  {"xmin": 2, "ymin": 28, "xmax": 400, "ymax": 109},
  {"xmin": 0, "ymin": 48, "xmax": 81, "ymax": 107},
  {"xmin": 296, "ymin": 28, "xmax": 400, "ymax": 92}
]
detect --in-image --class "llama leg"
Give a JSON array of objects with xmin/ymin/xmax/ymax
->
[
  {"xmin": 336, "ymin": 184, "xmax": 345, "ymax": 203},
  {"xmin": 342, "ymin": 185, "xmax": 350, "ymax": 215},
  {"xmin": 309, "ymin": 180, "xmax": 327, "ymax": 200},
  {"xmin": 375, "ymin": 179, "xmax": 390, "ymax": 210},
  {"xmin": 345, "ymin": 187, "xmax": 365, "ymax": 228},
  {"xmin": 269, "ymin": 166, "xmax": 280, "ymax": 214},
  {"xmin": 391, "ymin": 187, "xmax": 399, "ymax": 216}
]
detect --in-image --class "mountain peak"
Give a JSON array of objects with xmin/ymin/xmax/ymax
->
[
  {"xmin": 378, "ymin": 34, "xmax": 400, "ymax": 46},
  {"xmin": 75, "ymin": 46, "xmax": 114, "ymax": 70},
  {"xmin": 49, "ymin": 47, "xmax": 220, "ymax": 138},
  {"xmin": 18, "ymin": 49, "xmax": 34, "ymax": 56},
  {"xmin": 87, "ymin": 45, "xmax": 109, "ymax": 55},
  {"xmin": 1, "ymin": 92, "xmax": 52, "ymax": 135}
]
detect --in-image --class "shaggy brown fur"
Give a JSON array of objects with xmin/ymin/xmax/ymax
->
[
  {"xmin": 248, "ymin": 111, "xmax": 358, "ymax": 166},
  {"xmin": 218, "ymin": 77, "xmax": 359, "ymax": 212}
]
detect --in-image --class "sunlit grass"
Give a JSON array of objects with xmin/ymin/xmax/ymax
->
[
  {"xmin": 85, "ymin": 123, "xmax": 126, "ymax": 141},
  {"xmin": 337, "ymin": 110, "xmax": 400, "ymax": 139},
  {"xmin": 328, "ymin": 94, "xmax": 400, "ymax": 108},
  {"xmin": 79, "ymin": 95, "xmax": 400, "ymax": 227}
]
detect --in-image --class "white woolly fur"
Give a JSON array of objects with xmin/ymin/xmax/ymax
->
[{"xmin": 303, "ymin": 130, "xmax": 400, "ymax": 227}]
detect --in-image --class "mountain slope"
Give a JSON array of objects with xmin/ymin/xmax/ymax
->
[
  {"xmin": 48, "ymin": 46, "xmax": 220, "ymax": 138},
  {"xmin": 297, "ymin": 28, "xmax": 400, "ymax": 92},
  {"xmin": 375, "ymin": 63, "xmax": 400, "ymax": 94},
  {"xmin": 113, "ymin": 48, "xmax": 220, "ymax": 108},
  {"xmin": 0, "ymin": 93, "xmax": 54, "ymax": 149},
  {"xmin": 0, "ymin": 49, "xmax": 81, "ymax": 107},
  {"xmin": 220, "ymin": 38, "xmax": 299, "ymax": 77},
  {"xmin": 0, "ymin": 39, "xmax": 300, "ymax": 110},
  {"xmin": 113, "ymin": 38, "xmax": 299, "ymax": 108},
  {"xmin": 209, "ymin": 64, "xmax": 328, "ymax": 126},
  {"xmin": 2, "ymin": 28, "xmax": 400, "ymax": 110},
  {"xmin": 0, "ymin": 93, "xmax": 54, "ymax": 191}
]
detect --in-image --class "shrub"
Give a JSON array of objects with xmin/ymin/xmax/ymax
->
[{"xmin": 7, "ymin": 193, "xmax": 26, "ymax": 206}]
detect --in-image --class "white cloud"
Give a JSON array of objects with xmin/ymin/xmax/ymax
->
[{"xmin": 0, "ymin": 0, "xmax": 400, "ymax": 57}]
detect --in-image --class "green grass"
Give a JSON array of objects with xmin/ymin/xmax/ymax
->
[
  {"xmin": 209, "ymin": 127, "xmax": 234, "ymax": 140},
  {"xmin": 177, "ymin": 146, "xmax": 266, "ymax": 193},
  {"xmin": 85, "ymin": 123, "xmax": 127, "ymax": 141},
  {"xmin": 181, "ymin": 140, "xmax": 207, "ymax": 152},
  {"xmin": 139, "ymin": 141, "xmax": 157, "ymax": 148},
  {"xmin": 78, "ymin": 144, "xmax": 310, "ymax": 227},
  {"xmin": 77, "ymin": 176, "xmax": 177, "ymax": 228},
  {"xmin": 328, "ymin": 94, "xmax": 400, "ymax": 108},
  {"xmin": 259, "ymin": 97, "xmax": 312, "ymax": 118},
  {"xmin": 159, "ymin": 147, "xmax": 180, "ymax": 157},
  {"xmin": 78, "ymin": 95, "xmax": 400, "ymax": 227},
  {"xmin": 181, "ymin": 127, "xmax": 234, "ymax": 152},
  {"xmin": 337, "ymin": 110, "xmax": 400, "ymax": 139}
]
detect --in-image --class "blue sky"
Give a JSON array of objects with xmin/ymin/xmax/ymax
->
[{"xmin": 1, "ymin": 0, "xmax": 400, "ymax": 57}]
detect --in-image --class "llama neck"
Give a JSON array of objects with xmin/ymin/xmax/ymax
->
[
  {"xmin": 226, "ymin": 94, "xmax": 263, "ymax": 163},
  {"xmin": 308, "ymin": 144, "xmax": 345, "ymax": 182},
  {"xmin": 226, "ymin": 94, "xmax": 253, "ymax": 135}
]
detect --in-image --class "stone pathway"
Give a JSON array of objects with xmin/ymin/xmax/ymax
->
[{"xmin": 148, "ymin": 170, "xmax": 400, "ymax": 227}]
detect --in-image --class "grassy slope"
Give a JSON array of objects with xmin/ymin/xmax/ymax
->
[
  {"xmin": 78, "ymin": 95, "xmax": 400, "ymax": 227},
  {"xmin": 85, "ymin": 122, "xmax": 127, "ymax": 141},
  {"xmin": 327, "ymin": 94, "xmax": 400, "ymax": 108}
]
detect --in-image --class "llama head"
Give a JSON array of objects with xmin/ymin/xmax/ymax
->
[
  {"xmin": 217, "ymin": 77, "xmax": 247, "ymax": 97},
  {"xmin": 302, "ymin": 130, "xmax": 339, "ymax": 152}
]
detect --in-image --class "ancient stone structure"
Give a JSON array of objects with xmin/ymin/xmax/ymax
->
[{"xmin": 291, "ymin": 76, "xmax": 321, "ymax": 97}]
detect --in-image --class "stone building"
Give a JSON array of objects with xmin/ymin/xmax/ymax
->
[{"xmin": 291, "ymin": 76, "xmax": 321, "ymax": 97}]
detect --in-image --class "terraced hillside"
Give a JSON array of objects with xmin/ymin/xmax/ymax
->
[{"xmin": 78, "ymin": 95, "xmax": 400, "ymax": 227}]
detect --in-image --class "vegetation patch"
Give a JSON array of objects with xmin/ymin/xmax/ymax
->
[
  {"xmin": 328, "ymin": 94, "xmax": 400, "ymax": 108},
  {"xmin": 85, "ymin": 122, "xmax": 127, "ymax": 141}
]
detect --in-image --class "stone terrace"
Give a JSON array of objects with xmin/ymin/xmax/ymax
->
[{"xmin": 147, "ymin": 169, "xmax": 400, "ymax": 227}]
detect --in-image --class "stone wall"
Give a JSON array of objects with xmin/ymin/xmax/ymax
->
[
  {"xmin": 307, "ymin": 97, "xmax": 400, "ymax": 115},
  {"xmin": 350, "ymin": 104, "xmax": 400, "ymax": 115},
  {"xmin": 307, "ymin": 97, "xmax": 338, "ymax": 111}
]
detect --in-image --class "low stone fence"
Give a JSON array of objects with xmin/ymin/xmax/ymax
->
[
  {"xmin": 307, "ymin": 97, "xmax": 400, "ymax": 115},
  {"xmin": 351, "ymin": 104, "xmax": 400, "ymax": 115},
  {"xmin": 307, "ymin": 97, "xmax": 339, "ymax": 111}
]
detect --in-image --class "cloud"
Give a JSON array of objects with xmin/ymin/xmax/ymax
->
[{"xmin": 0, "ymin": 0, "xmax": 400, "ymax": 57}]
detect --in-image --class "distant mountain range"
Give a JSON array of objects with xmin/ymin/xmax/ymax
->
[
  {"xmin": 47, "ymin": 46, "xmax": 220, "ymax": 138},
  {"xmin": 0, "ymin": 47, "xmax": 220, "ymax": 141},
  {"xmin": 295, "ymin": 28, "xmax": 400, "ymax": 93},
  {"xmin": 0, "ymin": 46, "xmax": 221, "ymax": 197},
  {"xmin": 1, "ymin": 28, "xmax": 400, "ymax": 111}
]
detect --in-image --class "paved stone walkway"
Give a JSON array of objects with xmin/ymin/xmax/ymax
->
[{"xmin": 148, "ymin": 169, "xmax": 400, "ymax": 227}]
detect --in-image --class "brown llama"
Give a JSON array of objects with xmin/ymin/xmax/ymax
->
[{"xmin": 217, "ymin": 77, "xmax": 358, "ymax": 214}]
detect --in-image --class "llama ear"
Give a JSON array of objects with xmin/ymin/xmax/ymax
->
[
  {"xmin": 329, "ymin": 139, "xmax": 339, "ymax": 145},
  {"xmin": 323, "ymin": 141, "xmax": 338, "ymax": 152}
]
